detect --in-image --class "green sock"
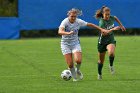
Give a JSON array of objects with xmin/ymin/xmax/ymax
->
[
  {"xmin": 109, "ymin": 56, "xmax": 114, "ymax": 66},
  {"xmin": 98, "ymin": 63, "xmax": 103, "ymax": 75}
]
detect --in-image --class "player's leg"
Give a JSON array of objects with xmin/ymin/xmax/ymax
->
[
  {"xmin": 98, "ymin": 52, "xmax": 106, "ymax": 80},
  {"xmin": 64, "ymin": 53, "xmax": 77, "ymax": 80},
  {"xmin": 107, "ymin": 44, "xmax": 115, "ymax": 74},
  {"xmin": 73, "ymin": 52, "xmax": 83, "ymax": 79},
  {"xmin": 61, "ymin": 45, "xmax": 77, "ymax": 80},
  {"xmin": 97, "ymin": 43, "xmax": 107, "ymax": 80},
  {"xmin": 64, "ymin": 53, "xmax": 73, "ymax": 68},
  {"xmin": 72, "ymin": 44, "xmax": 83, "ymax": 80},
  {"xmin": 73, "ymin": 52, "xmax": 82, "ymax": 70}
]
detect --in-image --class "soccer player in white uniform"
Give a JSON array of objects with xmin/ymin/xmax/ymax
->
[{"xmin": 58, "ymin": 8, "xmax": 111, "ymax": 81}]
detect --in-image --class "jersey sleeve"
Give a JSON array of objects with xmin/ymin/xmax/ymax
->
[
  {"xmin": 59, "ymin": 19, "xmax": 67, "ymax": 28},
  {"xmin": 78, "ymin": 19, "xmax": 88, "ymax": 27}
]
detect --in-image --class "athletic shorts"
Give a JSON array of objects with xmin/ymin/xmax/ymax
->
[
  {"xmin": 61, "ymin": 44, "xmax": 82, "ymax": 55},
  {"xmin": 98, "ymin": 40, "xmax": 116, "ymax": 53}
]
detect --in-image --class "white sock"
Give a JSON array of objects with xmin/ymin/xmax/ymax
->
[
  {"xmin": 76, "ymin": 63, "xmax": 81, "ymax": 71},
  {"xmin": 70, "ymin": 67, "xmax": 77, "ymax": 79}
]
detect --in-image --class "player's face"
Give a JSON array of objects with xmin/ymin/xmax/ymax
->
[
  {"xmin": 68, "ymin": 13, "xmax": 77, "ymax": 23},
  {"xmin": 103, "ymin": 11, "xmax": 110, "ymax": 20}
]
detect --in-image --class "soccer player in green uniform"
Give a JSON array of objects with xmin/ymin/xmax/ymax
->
[{"xmin": 95, "ymin": 6, "xmax": 126, "ymax": 80}]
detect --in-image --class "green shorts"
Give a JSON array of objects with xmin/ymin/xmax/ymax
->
[{"xmin": 98, "ymin": 40, "xmax": 116, "ymax": 53}]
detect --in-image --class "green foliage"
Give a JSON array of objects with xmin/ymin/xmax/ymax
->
[
  {"xmin": 0, "ymin": 36, "xmax": 139, "ymax": 93},
  {"xmin": 20, "ymin": 29, "xmax": 60, "ymax": 38},
  {"xmin": 0, "ymin": 0, "xmax": 17, "ymax": 17},
  {"xmin": 20, "ymin": 28, "xmax": 140, "ymax": 38}
]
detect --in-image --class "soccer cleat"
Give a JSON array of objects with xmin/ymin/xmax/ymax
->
[
  {"xmin": 75, "ymin": 68, "xmax": 83, "ymax": 80},
  {"xmin": 109, "ymin": 66, "xmax": 115, "ymax": 75},
  {"xmin": 97, "ymin": 74, "xmax": 102, "ymax": 80},
  {"xmin": 77, "ymin": 70, "xmax": 83, "ymax": 80},
  {"xmin": 73, "ymin": 78, "xmax": 78, "ymax": 82}
]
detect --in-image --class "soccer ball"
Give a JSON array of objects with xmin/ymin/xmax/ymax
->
[{"xmin": 61, "ymin": 69, "xmax": 72, "ymax": 81}]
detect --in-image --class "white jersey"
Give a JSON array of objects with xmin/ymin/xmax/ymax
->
[{"xmin": 59, "ymin": 18, "xmax": 87, "ymax": 45}]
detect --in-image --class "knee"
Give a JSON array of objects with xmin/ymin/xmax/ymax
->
[
  {"xmin": 108, "ymin": 47, "xmax": 115, "ymax": 57},
  {"xmin": 108, "ymin": 49, "xmax": 115, "ymax": 56}
]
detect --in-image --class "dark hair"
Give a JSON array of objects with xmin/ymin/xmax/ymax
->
[{"xmin": 95, "ymin": 6, "xmax": 110, "ymax": 19}]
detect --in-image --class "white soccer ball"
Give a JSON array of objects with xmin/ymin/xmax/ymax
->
[{"xmin": 61, "ymin": 69, "xmax": 72, "ymax": 81}]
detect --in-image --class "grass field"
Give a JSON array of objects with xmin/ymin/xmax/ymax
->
[{"xmin": 0, "ymin": 36, "xmax": 139, "ymax": 93}]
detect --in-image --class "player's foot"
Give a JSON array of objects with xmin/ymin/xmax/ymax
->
[
  {"xmin": 109, "ymin": 66, "xmax": 115, "ymax": 75},
  {"xmin": 75, "ymin": 68, "xmax": 83, "ymax": 80},
  {"xmin": 73, "ymin": 78, "xmax": 78, "ymax": 82},
  {"xmin": 77, "ymin": 70, "xmax": 83, "ymax": 80},
  {"xmin": 97, "ymin": 74, "xmax": 102, "ymax": 80}
]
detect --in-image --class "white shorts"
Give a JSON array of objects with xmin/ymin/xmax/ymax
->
[{"xmin": 61, "ymin": 44, "xmax": 82, "ymax": 55}]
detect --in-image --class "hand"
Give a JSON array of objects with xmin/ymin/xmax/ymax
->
[
  {"xmin": 68, "ymin": 31, "xmax": 74, "ymax": 35},
  {"xmin": 112, "ymin": 26, "xmax": 120, "ymax": 31},
  {"xmin": 101, "ymin": 29, "xmax": 108, "ymax": 36},
  {"xmin": 120, "ymin": 26, "xmax": 126, "ymax": 31}
]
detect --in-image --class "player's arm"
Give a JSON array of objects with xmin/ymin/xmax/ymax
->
[
  {"xmin": 58, "ymin": 27, "xmax": 74, "ymax": 35},
  {"xmin": 87, "ymin": 23, "xmax": 108, "ymax": 35},
  {"xmin": 114, "ymin": 16, "xmax": 126, "ymax": 31},
  {"xmin": 107, "ymin": 26, "xmax": 120, "ymax": 33}
]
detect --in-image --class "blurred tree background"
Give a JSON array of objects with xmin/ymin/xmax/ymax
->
[
  {"xmin": 0, "ymin": 0, "xmax": 139, "ymax": 37},
  {"xmin": 0, "ymin": 0, "xmax": 17, "ymax": 17}
]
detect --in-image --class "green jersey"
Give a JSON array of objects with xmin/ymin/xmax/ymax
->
[{"xmin": 98, "ymin": 16, "xmax": 115, "ymax": 45}]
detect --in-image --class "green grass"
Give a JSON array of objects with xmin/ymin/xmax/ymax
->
[{"xmin": 0, "ymin": 36, "xmax": 139, "ymax": 93}]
